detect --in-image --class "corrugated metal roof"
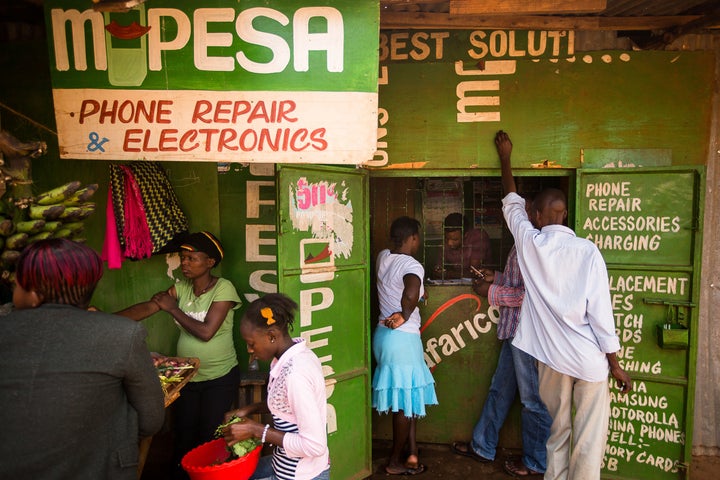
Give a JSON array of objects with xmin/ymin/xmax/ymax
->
[
  {"xmin": 380, "ymin": 0, "xmax": 720, "ymax": 21},
  {"xmin": 602, "ymin": 0, "xmax": 713, "ymax": 17}
]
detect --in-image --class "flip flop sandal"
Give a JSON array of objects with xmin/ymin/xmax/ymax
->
[
  {"xmin": 385, "ymin": 464, "xmax": 427, "ymax": 475},
  {"xmin": 504, "ymin": 459, "xmax": 543, "ymax": 477},
  {"xmin": 450, "ymin": 442, "xmax": 493, "ymax": 463},
  {"xmin": 402, "ymin": 463, "xmax": 426, "ymax": 475}
]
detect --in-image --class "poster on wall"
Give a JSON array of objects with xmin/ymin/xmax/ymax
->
[{"xmin": 43, "ymin": 0, "xmax": 379, "ymax": 164}]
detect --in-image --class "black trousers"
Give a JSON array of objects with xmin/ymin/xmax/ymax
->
[{"xmin": 171, "ymin": 365, "xmax": 240, "ymax": 479}]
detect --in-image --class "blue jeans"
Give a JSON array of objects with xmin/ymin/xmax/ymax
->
[
  {"xmin": 250, "ymin": 455, "xmax": 331, "ymax": 480},
  {"xmin": 470, "ymin": 339, "xmax": 552, "ymax": 473}
]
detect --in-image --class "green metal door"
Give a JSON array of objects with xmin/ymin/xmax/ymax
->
[
  {"xmin": 276, "ymin": 165, "xmax": 371, "ymax": 480},
  {"xmin": 576, "ymin": 167, "xmax": 704, "ymax": 480}
]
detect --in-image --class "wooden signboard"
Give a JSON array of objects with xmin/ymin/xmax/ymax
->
[{"xmin": 43, "ymin": 0, "xmax": 379, "ymax": 164}]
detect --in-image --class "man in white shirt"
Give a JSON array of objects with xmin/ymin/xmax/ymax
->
[{"xmin": 495, "ymin": 130, "xmax": 633, "ymax": 480}]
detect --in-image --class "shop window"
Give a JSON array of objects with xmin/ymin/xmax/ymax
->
[{"xmin": 370, "ymin": 175, "xmax": 568, "ymax": 286}]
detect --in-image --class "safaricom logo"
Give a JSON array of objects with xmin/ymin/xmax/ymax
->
[{"xmin": 50, "ymin": 6, "xmax": 345, "ymax": 86}]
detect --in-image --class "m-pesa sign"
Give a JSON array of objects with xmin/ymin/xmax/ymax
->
[{"xmin": 44, "ymin": 0, "xmax": 379, "ymax": 163}]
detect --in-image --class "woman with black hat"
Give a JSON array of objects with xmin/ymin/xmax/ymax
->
[{"xmin": 117, "ymin": 231, "xmax": 242, "ymax": 479}]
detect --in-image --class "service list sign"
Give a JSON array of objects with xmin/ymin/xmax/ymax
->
[{"xmin": 44, "ymin": 0, "xmax": 379, "ymax": 163}]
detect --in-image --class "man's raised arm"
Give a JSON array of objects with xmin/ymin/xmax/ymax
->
[{"xmin": 495, "ymin": 130, "xmax": 516, "ymax": 195}]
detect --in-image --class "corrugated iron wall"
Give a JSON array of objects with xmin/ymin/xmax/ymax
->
[{"xmin": 688, "ymin": 35, "xmax": 720, "ymax": 457}]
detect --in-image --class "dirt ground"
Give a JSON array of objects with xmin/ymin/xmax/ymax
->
[
  {"xmin": 141, "ymin": 431, "xmax": 720, "ymax": 479},
  {"xmin": 368, "ymin": 440, "xmax": 720, "ymax": 480}
]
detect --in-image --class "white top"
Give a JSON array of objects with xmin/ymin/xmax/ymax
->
[
  {"xmin": 503, "ymin": 192, "xmax": 620, "ymax": 382},
  {"xmin": 268, "ymin": 338, "xmax": 329, "ymax": 480},
  {"xmin": 376, "ymin": 248, "xmax": 425, "ymax": 334}
]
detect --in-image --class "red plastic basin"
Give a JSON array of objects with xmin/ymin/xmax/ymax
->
[{"xmin": 181, "ymin": 438, "xmax": 261, "ymax": 480}]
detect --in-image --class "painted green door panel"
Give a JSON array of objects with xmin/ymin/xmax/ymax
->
[
  {"xmin": 576, "ymin": 168, "xmax": 699, "ymax": 267},
  {"xmin": 280, "ymin": 269, "xmax": 369, "ymax": 375},
  {"xmin": 278, "ymin": 165, "xmax": 367, "ymax": 272},
  {"xmin": 576, "ymin": 168, "xmax": 702, "ymax": 479},
  {"xmin": 327, "ymin": 375, "xmax": 373, "ymax": 480},
  {"xmin": 604, "ymin": 382, "xmax": 688, "ymax": 479},
  {"xmin": 608, "ymin": 269, "xmax": 692, "ymax": 379},
  {"xmin": 276, "ymin": 165, "xmax": 370, "ymax": 480}
]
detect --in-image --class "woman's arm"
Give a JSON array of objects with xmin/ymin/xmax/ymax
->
[
  {"xmin": 400, "ymin": 273, "xmax": 421, "ymax": 320},
  {"xmin": 115, "ymin": 287, "xmax": 171, "ymax": 321},
  {"xmin": 222, "ymin": 403, "xmax": 274, "ymax": 445},
  {"xmin": 384, "ymin": 273, "xmax": 421, "ymax": 329},
  {"xmin": 224, "ymin": 402, "xmax": 269, "ymax": 421},
  {"xmin": 153, "ymin": 291, "xmax": 236, "ymax": 342}
]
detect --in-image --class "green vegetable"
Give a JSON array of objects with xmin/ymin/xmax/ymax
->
[
  {"xmin": 230, "ymin": 438, "xmax": 261, "ymax": 458},
  {"xmin": 214, "ymin": 416, "xmax": 261, "ymax": 460}
]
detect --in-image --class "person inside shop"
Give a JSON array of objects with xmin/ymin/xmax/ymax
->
[
  {"xmin": 432, "ymin": 212, "xmax": 491, "ymax": 279},
  {"xmin": 451, "ymin": 197, "xmax": 551, "ymax": 478},
  {"xmin": 116, "ymin": 231, "xmax": 242, "ymax": 479},
  {"xmin": 222, "ymin": 293, "xmax": 330, "ymax": 480},
  {"xmin": 372, "ymin": 216, "xmax": 438, "ymax": 475},
  {"xmin": 495, "ymin": 129, "xmax": 633, "ymax": 480},
  {"xmin": 0, "ymin": 238, "xmax": 165, "ymax": 479}
]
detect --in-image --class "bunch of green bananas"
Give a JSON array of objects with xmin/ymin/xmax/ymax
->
[{"xmin": 0, "ymin": 181, "xmax": 98, "ymax": 275}]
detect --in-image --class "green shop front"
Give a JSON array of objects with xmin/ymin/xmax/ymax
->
[{"xmin": 368, "ymin": 28, "xmax": 709, "ymax": 480}]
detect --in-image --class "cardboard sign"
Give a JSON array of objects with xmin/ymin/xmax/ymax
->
[{"xmin": 44, "ymin": 0, "xmax": 379, "ymax": 163}]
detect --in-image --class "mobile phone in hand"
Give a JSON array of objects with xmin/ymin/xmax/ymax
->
[{"xmin": 470, "ymin": 266, "xmax": 485, "ymax": 279}]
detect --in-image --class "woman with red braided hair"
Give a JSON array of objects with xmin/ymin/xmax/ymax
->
[{"xmin": 0, "ymin": 239, "xmax": 165, "ymax": 479}]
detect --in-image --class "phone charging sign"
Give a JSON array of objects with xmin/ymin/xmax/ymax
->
[{"xmin": 44, "ymin": 0, "xmax": 380, "ymax": 164}]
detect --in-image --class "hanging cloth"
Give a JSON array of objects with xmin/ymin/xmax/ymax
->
[
  {"xmin": 107, "ymin": 161, "xmax": 189, "ymax": 261},
  {"xmin": 101, "ymin": 186, "xmax": 123, "ymax": 269},
  {"xmin": 120, "ymin": 165, "xmax": 153, "ymax": 259}
]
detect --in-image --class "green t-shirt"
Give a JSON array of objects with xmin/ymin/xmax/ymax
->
[{"xmin": 175, "ymin": 277, "xmax": 241, "ymax": 382}]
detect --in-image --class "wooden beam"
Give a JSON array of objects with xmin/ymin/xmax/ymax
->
[
  {"xmin": 631, "ymin": 7, "xmax": 720, "ymax": 49},
  {"xmin": 450, "ymin": 0, "xmax": 607, "ymax": 15},
  {"xmin": 380, "ymin": 13, "xmax": 703, "ymax": 31}
]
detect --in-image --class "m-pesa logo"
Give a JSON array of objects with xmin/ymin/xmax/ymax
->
[{"xmin": 48, "ymin": 4, "xmax": 345, "ymax": 86}]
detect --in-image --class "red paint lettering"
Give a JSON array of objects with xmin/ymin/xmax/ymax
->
[
  {"xmin": 79, "ymin": 100, "xmax": 100, "ymax": 124},
  {"xmin": 197, "ymin": 129, "xmax": 219, "ymax": 151},
  {"xmin": 142, "ymin": 130, "xmax": 158, "ymax": 152},
  {"xmin": 81, "ymin": 100, "xmax": 173, "ymax": 124},
  {"xmin": 180, "ymin": 130, "xmax": 199, "ymax": 152},
  {"xmin": 214, "ymin": 101, "xmax": 232, "ymax": 123},
  {"xmin": 218, "ymin": 129, "xmax": 238, "ymax": 151},
  {"xmin": 123, "ymin": 129, "xmax": 143, "ymax": 152},
  {"xmin": 248, "ymin": 102, "xmax": 270, "ymax": 123},
  {"xmin": 99, "ymin": 100, "xmax": 118, "ymax": 124},
  {"xmin": 232, "ymin": 102, "xmax": 251, "ymax": 123},
  {"xmin": 156, "ymin": 101, "xmax": 173, "ymax": 123},
  {"xmin": 277, "ymin": 100, "xmax": 297, "ymax": 123},
  {"xmin": 158, "ymin": 129, "xmax": 179, "ymax": 151},
  {"xmin": 310, "ymin": 128, "xmax": 327, "ymax": 150},
  {"xmin": 118, "ymin": 100, "xmax": 135, "ymax": 123},
  {"xmin": 192, "ymin": 101, "xmax": 213, "ymax": 123}
]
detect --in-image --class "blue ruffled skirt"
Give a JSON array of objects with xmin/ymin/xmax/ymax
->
[{"xmin": 372, "ymin": 326, "xmax": 438, "ymax": 418}]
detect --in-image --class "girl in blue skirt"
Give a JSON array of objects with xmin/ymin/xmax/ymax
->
[{"xmin": 372, "ymin": 216, "xmax": 438, "ymax": 475}]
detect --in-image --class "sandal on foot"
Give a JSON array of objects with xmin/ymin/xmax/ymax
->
[
  {"xmin": 504, "ymin": 459, "xmax": 543, "ymax": 477},
  {"xmin": 450, "ymin": 442, "xmax": 492, "ymax": 463},
  {"xmin": 385, "ymin": 464, "xmax": 426, "ymax": 475}
]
